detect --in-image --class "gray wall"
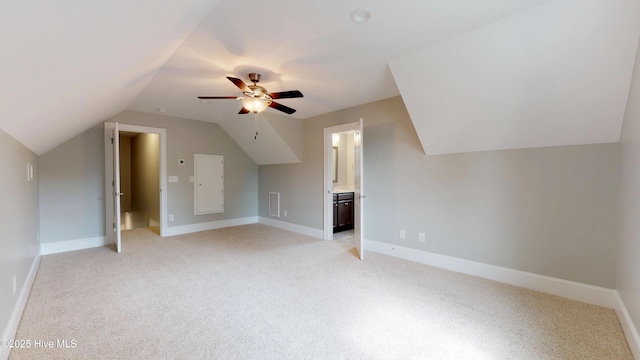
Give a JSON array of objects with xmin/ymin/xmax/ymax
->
[
  {"xmin": 39, "ymin": 110, "xmax": 258, "ymax": 243},
  {"xmin": 259, "ymin": 96, "xmax": 619, "ymax": 288},
  {"xmin": 0, "ymin": 129, "xmax": 39, "ymax": 340},
  {"xmin": 39, "ymin": 125, "xmax": 106, "ymax": 243},
  {"xmin": 618, "ymin": 39, "xmax": 640, "ymax": 335}
]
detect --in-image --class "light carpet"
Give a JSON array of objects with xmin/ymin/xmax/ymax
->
[{"xmin": 10, "ymin": 224, "xmax": 632, "ymax": 359}]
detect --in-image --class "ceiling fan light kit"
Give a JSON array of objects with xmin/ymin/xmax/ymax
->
[
  {"xmin": 243, "ymin": 97, "xmax": 269, "ymax": 113},
  {"xmin": 198, "ymin": 72, "xmax": 303, "ymax": 115}
]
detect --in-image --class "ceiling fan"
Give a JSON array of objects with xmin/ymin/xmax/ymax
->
[{"xmin": 198, "ymin": 73, "xmax": 303, "ymax": 115}]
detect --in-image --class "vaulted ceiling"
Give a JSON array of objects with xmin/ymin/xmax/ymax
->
[{"xmin": 1, "ymin": 0, "xmax": 638, "ymax": 163}]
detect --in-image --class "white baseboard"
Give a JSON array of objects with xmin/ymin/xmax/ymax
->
[
  {"xmin": 614, "ymin": 291, "xmax": 640, "ymax": 359},
  {"xmin": 164, "ymin": 217, "xmax": 258, "ymax": 237},
  {"xmin": 1, "ymin": 254, "xmax": 40, "ymax": 360},
  {"xmin": 364, "ymin": 239, "xmax": 617, "ymax": 309},
  {"xmin": 40, "ymin": 236, "xmax": 107, "ymax": 255},
  {"xmin": 258, "ymin": 217, "xmax": 323, "ymax": 239}
]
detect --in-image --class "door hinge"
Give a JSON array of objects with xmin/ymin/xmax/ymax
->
[
  {"xmin": 112, "ymin": 223, "xmax": 116, "ymax": 230},
  {"xmin": 111, "ymin": 138, "xmax": 114, "ymax": 144}
]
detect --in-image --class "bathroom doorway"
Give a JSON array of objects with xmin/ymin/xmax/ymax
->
[{"xmin": 323, "ymin": 119, "xmax": 365, "ymax": 259}]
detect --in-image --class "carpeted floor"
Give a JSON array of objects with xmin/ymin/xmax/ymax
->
[{"xmin": 10, "ymin": 224, "xmax": 633, "ymax": 359}]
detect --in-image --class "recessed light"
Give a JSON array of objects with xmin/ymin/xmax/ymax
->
[
  {"xmin": 157, "ymin": 108, "xmax": 166, "ymax": 113},
  {"xmin": 198, "ymin": 100, "xmax": 209, "ymax": 104},
  {"xmin": 351, "ymin": 8, "xmax": 371, "ymax": 23}
]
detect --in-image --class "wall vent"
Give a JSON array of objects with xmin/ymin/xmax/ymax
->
[{"xmin": 269, "ymin": 192, "xmax": 280, "ymax": 217}]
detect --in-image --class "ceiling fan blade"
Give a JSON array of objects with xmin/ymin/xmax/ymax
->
[
  {"xmin": 269, "ymin": 101, "xmax": 296, "ymax": 114},
  {"xmin": 269, "ymin": 90, "xmax": 303, "ymax": 99},
  {"xmin": 238, "ymin": 107, "xmax": 250, "ymax": 114},
  {"xmin": 227, "ymin": 76, "xmax": 251, "ymax": 93},
  {"xmin": 198, "ymin": 96, "xmax": 239, "ymax": 99}
]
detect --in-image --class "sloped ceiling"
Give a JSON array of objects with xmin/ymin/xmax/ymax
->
[
  {"xmin": 390, "ymin": 0, "xmax": 640, "ymax": 155},
  {"xmin": 1, "ymin": 0, "xmax": 639, "ymax": 160},
  {"xmin": 0, "ymin": 0, "xmax": 218, "ymax": 155}
]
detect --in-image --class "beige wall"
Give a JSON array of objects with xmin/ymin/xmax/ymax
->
[
  {"xmin": 131, "ymin": 133, "xmax": 160, "ymax": 223},
  {"xmin": 119, "ymin": 135, "xmax": 132, "ymax": 212},
  {"xmin": 0, "ymin": 128, "xmax": 39, "ymax": 343},
  {"xmin": 259, "ymin": 96, "xmax": 619, "ymax": 288}
]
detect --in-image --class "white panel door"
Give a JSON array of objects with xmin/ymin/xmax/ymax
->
[
  {"xmin": 354, "ymin": 119, "xmax": 364, "ymax": 260},
  {"xmin": 194, "ymin": 154, "xmax": 224, "ymax": 215},
  {"xmin": 112, "ymin": 123, "xmax": 122, "ymax": 252}
]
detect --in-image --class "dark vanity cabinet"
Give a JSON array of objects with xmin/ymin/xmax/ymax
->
[{"xmin": 333, "ymin": 192, "xmax": 354, "ymax": 233}]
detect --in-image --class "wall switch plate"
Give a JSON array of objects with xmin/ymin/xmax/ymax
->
[
  {"xmin": 400, "ymin": 229, "xmax": 406, "ymax": 239},
  {"xmin": 12, "ymin": 275, "xmax": 16, "ymax": 295},
  {"xmin": 169, "ymin": 214, "xmax": 174, "ymax": 221},
  {"xmin": 169, "ymin": 176, "xmax": 178, "ymax": 183},
  {"xmin": 419, "ymin": 232, "xmax": 426, "ymax": 243},
  {"xmin": 189, "ymin": 176, "xmax": 194, "ymax": 183}
]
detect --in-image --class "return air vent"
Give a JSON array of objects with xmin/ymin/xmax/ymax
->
[{"xmin": 269, "ymin": 192, "xmax": 280, "ymax": 217}]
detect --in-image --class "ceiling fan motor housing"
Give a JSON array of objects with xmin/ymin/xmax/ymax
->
[{"xmin": 248, "ymin": 72, "xmax": 261, "ymax": 84}]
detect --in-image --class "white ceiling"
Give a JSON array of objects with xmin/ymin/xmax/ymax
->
[
  {"xmin": 1, "ymin": 0, "xmax": 638, "ymax": 158},
  {"xmin": 390, "ymin": 0, "xmax": 640, "ymax": 155},
  {"xmin": 0, "ymin": 0, "xmax": 219, "ymax": 154}
]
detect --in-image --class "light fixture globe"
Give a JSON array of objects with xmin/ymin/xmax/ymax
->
[{"xmin": 243, "ymin": 97, "xmax": 269, "ymax": 113}]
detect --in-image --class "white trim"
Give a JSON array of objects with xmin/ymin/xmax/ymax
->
[
  {"xmin": 164, "ymin": 217, "xmax": 258, "ymax": 237},
  {"xmin": 104, "ymin": 122, "xmax": 168, "ymax": 244},
  {"xmin": 39, "ymin": 218, "xmax": 260, "ymax": 254},
  {"xmin": 259, "ymin": 217, "xmax": 323, "ymax": 239},
  {"xmin": 40, "ymin": 236, "xmax": 107, "ymax": 255},
  {"xmin": 1, "ymin": 254, "xmax": 40, "ymax": 360},
  {"xmin": 614, "ymin": 291, "xmax": 640, "ymax": 359},
  {"xmin": 364, "ymin": 239, "xmax": 617, "ymax": 309}
]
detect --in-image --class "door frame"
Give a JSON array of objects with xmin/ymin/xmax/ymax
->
[
  {"xmin": 104, "ymin": 122, "xmax": 168, "ymax": 242},
  {"xmin": 323, "ymin": 120, "xmax": 363, "ymax": 241}
]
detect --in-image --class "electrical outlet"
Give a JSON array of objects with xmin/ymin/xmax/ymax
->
[
  {"xmin": 169, "ymin": 214, "xmax": 174, "ymax": 221},
  {"xmin": 12, "ymin": 275, "xmax": 16, "ymax": 295},
  {"xmin": 419, "ymin": 232, "xmax": 425, "ymax": 243},
  {"xmin": 400, "ymin": 229, "xmax": 406, "ymax": 239}
]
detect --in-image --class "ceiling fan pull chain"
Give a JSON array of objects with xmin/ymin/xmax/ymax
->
[{"xmin": 254, "ymin": 113, "xmax": 259, "ymax": 140}]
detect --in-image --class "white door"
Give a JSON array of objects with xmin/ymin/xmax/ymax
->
[
  {"xmin": 194, "ymin": 154, "xmax": 224, "ymax": 215},
  {"xmin": 353, "ymin": 119, "xmax": 364, "ymax": 260},
  {"xmin": 112, "ymin": 123, "xmax": 122, "ymax": 252}
]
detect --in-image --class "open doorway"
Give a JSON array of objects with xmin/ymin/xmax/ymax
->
[
  {"xmin": 104, "ymin": 122, "xmax": 168, "ymax": 252},
  {"xmin": 324, "ymin": 119, "xmax": 365, "ymax": 259},
  {"xmin": 119, "ymin": 131, "xmax": 160, "ymax": 232},
  {"xmin": 332, "ymin": 130, "xmax": 355, "ymax": 240}
]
